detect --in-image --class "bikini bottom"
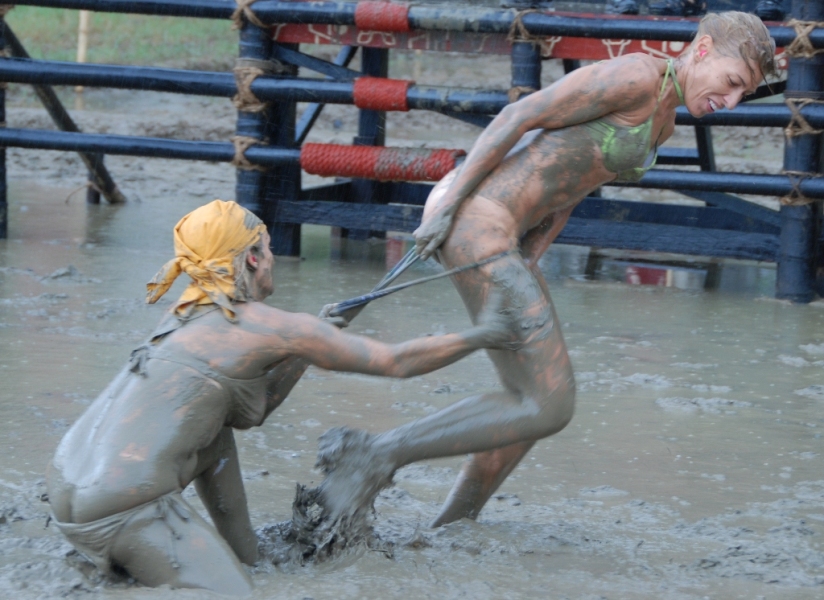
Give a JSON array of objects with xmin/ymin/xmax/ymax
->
[{"xmin": 52, "ymin": 491, "xmax": 191, "ymax": 575}]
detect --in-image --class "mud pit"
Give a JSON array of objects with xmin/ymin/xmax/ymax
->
[{"xmin": 2, "ymin": 52, "xmax": 823, "ymax": 599}]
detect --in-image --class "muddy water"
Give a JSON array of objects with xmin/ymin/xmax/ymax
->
[{"xmin": 2, "ymin": 181, "xmax": 824, "ymax": 599}]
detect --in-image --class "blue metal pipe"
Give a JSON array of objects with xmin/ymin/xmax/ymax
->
[
  {"xmin": 621, "ymin": 169, "xmax": 824, "ymax": 198},
  {"xmin": 0, "ymin": 58, "xmax": 238, "ymax": 96},
  {"xmin": 9, "ymin": 1, "xmax": 823, "ymax": 48},
  {"xmin": 0, "ymin": 127, "xmax": 820, "ymax": 199},
  {"xmin": 3, "ymin": 59, "xmax": 823, "ymax": 128},
  {"xmin": 0, "ymin": 127, "xmax": 301, "ymax": 165}
]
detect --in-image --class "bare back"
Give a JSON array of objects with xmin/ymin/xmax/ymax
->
[{"xmin": 48, "ymin": 305, "xmax": 289, "ymax": 524}]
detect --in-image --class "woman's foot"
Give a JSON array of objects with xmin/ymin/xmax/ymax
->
[{"xmin": 315, "ymin": 427, "xmax": 395, "ymax": 522}]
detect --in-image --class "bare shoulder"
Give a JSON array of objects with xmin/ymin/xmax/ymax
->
[
  {"xmin": 235, "ymin": 301, "xmax": 324, "ymax": 339},
  {"xmin": 597, "ymin": 53, "xmax": 663, "ymax": 95}
]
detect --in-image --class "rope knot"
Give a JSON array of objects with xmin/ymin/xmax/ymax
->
[
  {"xmin": 231, "ymin": 135, "xmax": 268, "ymax": 172},
  {"xmin": 784, "ymin": 97, "xmax": 824, "ymax": 139},
  {"xmin": 780, "ymin": 170, "xmax": 822, "ymax": 206},
  {"xmin": 232, "ymin": 58, "xmax": 288, "ymax": 113},
  {"xmin": 785, "ymin": 19, "xmax": 824, "ymax": 59},
  {"xmin": 507, "ymin": 9, "xmax": 555, "ymax": 58},
  {"xmin": 231, "ymin": 0, "xmax": 266, "ymax": 30}
]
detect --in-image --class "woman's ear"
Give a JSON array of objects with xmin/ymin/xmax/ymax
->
[
  {"xmin": 693, "ymin": 35, "xmax": 714, "ymax": 61},
  {"xmin": 246, "ymin": 251, "xmax": 259, "ymax": 271}
]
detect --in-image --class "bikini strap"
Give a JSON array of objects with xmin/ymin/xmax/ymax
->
[{"xmin": 662, "ymin": 58, "xmax": 685, "ymax": 105}]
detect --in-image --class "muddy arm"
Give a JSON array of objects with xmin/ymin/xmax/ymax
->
[
  {"xmin": 283, "ymin": 304, "xmax": 511, "ymax": 379},
  {"xmin": 260, "ymin": 304, "xmax": 365, "ymax": 419},
  {"xmin": 415, "ymin": 56, "xmax": 655, "ymax": 258},
  {"xmin": 262, "ymin": 356, "xmax": 310, "ymax": 418}
]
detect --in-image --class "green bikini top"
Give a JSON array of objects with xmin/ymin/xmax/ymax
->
[{"xmin": 583, "ymin": 58, "xmax": 684, "ymax": 182}]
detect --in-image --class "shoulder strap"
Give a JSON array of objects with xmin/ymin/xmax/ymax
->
[{"xmin": 661, "ymin": 58, "xmax": 685, "ymax": 105}]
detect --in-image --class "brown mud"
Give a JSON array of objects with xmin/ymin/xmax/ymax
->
[{"xmin": 3, "ymin": 51, "xmax": 823, "ymax": 599}]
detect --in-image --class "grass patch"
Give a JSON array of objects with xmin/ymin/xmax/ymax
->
[{"xmin": 5, "ymin": 6, "xmax": 238, "ymax": 69}]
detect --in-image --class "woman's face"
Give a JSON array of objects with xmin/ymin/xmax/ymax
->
[
  {"xmin": 684, "ymin": 36, "xmax": 761, "ymax": 118},
  {"xmin": 252, "ymin": 231, "xmax": 275, "ymax": 300}
]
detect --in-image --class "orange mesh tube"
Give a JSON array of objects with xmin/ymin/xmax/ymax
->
[
  {"xmin": 300, "ymin": 144, "xmax": 465, "ymax": 182},
  {"xmin": 353, "ymin": 77, "xmax": 411, "ymax": 112},
  {"xmin": 354, "ymin": 1, "xmax": 410, "ymax": 32}
]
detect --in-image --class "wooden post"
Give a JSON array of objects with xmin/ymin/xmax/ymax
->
[
  {"xmin": 234, "ymin": 17, "xmax": 271, "ymax": 219},
  {"xmin": 75, "ymin": 10, "xmax": 90, "ymax": 94},
  {"xmin": 264, "ymin": 42, "xmax": 301, "ymax": 257},
  {"xmin": 346, "ymin": 46, "xmax": 390, "ymax": 241},
  {"xmin": 75, "ymin": 10, "xmax": 101, "ymax": 203},
  {"xmin": 776, "ymin": 0, "xmax": 824, "ymax": 302},
  {"xmin": 0, "ymin": 14, "xmax": 7, "ymax": 239}
]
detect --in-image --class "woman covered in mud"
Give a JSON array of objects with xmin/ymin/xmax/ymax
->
[
  {"xmin": 45, "ymin": 200, "xmax": 515, "ymax": 595},
  {"xmin": 316, "ymin": 13, "xmax": 776, "ymax": 528}
]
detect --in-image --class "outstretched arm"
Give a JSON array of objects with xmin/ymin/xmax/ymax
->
[
  {"xmin": 415, "ymin": 55, "xmax": 657, "ymax": 259},
  {"xmin": 282, "ymin": 294, "xmax": 514, "ymax": 378},
  {"xmin": 260, "ymin": 304, "xmax": 364, "ymax": 419}
]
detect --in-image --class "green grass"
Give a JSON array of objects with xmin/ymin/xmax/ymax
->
[{"xmin": 5, "ymin": 6, "xmax": 238, "ymax": 69}]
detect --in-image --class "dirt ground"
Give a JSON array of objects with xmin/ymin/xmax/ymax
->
[{"xmin": 3, "ymin": 50, "xmax": 822, "ymax": 600}]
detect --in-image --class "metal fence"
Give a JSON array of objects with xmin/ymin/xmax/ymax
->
[{"xmin": 0, "ymin": 1, "xmax": 822, "ymax": 300}]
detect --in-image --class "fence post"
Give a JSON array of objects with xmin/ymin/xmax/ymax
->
[
  {"xmin": 0, "ymin": 16, "xmax": 6, "ymax": 239},
  {"xmin": 511, "ymin": 40, "xmax": 541, "ymax": 98},
  {"xmin": 234, "ymin": 17, "xmax": 271, "ymax": 222},
  {"xmin": 264, "ymin": 42, "xmax": 301, "ymax": 257},
  {"xmin": 346, "ymin": 46, "xmax": 390, "ymax": 241},
  {"xmin": 776, "ymin": 0, "xmax": 824, "ymax": 302}
]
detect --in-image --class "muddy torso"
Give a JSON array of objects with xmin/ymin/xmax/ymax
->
[
  {"xmin": 437, "ymin": 57, "xmax": 678, "ymax": 246},
  {"xmin": 466, "ymin": 112, "xmax": 674, "ymax": 237},
  {"xmin": 48, "ymin": 306, "xmax": 282, "ymax": 524}
]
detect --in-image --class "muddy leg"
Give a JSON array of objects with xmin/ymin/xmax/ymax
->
[
  {"xmin": 109, "ymin": 495, "xmax": 252, "ymax": 596},
  {"xmin": 430, "ymin": 440, "xmax": 535, "ymax": 527},
  {"xmin": 194, "ymin": 427, "xmax": 258, "ymax": 565},
  {"xmin": 315, "ymin": 254, "xmax": 574, "ymax": 526}
]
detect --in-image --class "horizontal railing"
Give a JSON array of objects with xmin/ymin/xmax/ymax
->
[
  {"xmin": 7, "ymin": 1, "xmax": 821, "ymax": 48},
  {"xmin": 0, "ymin": 58, "xmax": 819, "ymax": 128}
]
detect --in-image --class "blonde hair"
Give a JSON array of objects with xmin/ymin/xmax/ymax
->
[{"xmin": 693, "ymin": 11, "xmax": 777, "ymax": 80}]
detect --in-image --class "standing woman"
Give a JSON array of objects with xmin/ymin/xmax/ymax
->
[{"xmin": 317, "ymin": 12, "xmax": 776, "ymax": 527}]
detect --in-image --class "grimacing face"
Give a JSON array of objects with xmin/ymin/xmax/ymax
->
[{"xmin": 683, "ymin": 35, "xmax": 761, "ymax": 118}]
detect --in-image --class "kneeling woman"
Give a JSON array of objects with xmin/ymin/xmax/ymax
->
[{"xmin": 46, "ymin": 200, "xmax": 512, "ymax": 595}]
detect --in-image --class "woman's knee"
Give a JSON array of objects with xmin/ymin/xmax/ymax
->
[{"xmin": 531, "ymin": 372, "xmax": 576, "ymax": 437}]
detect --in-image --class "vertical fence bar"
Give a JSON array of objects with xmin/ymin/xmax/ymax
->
[
  {"xmin": 0, "ymin": 17, "xmax": 6, "ymax": 239},
  {"xmin": 776, "ymin": 0, "xmax": 824, "ymax": 302},
  {"xmin": 511, "ymin": 41, "xmax": 541, "ymax": 97},
  {"xmin": 694, "ymin": 126, "xmax": 716, "ymax": 172},
  {"xmin": 347, "ymin": 46, "xmax": 389, "ymax": 241},
  {"xmin": 234, "ymin": 18, "xmax": 271, "ymax": 219},
  {"xmin": 265, "ymin": 42, "xmax": 301, "ymax": 257}
]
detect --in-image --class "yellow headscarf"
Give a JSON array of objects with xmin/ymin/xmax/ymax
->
[{"xmin": 146, "ymin": 199, "xmax": 267, "ymax": 322}]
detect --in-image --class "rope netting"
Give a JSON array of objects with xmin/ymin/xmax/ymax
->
[
  {"xmin": 354, "ymin": 1, "xmax": 410, "ymax": 32},
  {"xmin": 353, "ymin": 77, "xmax": 411, "ymax": 111},
  {"xmin": 300, "ymin": 144, "xmax": 465, "ymax": 182}
]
